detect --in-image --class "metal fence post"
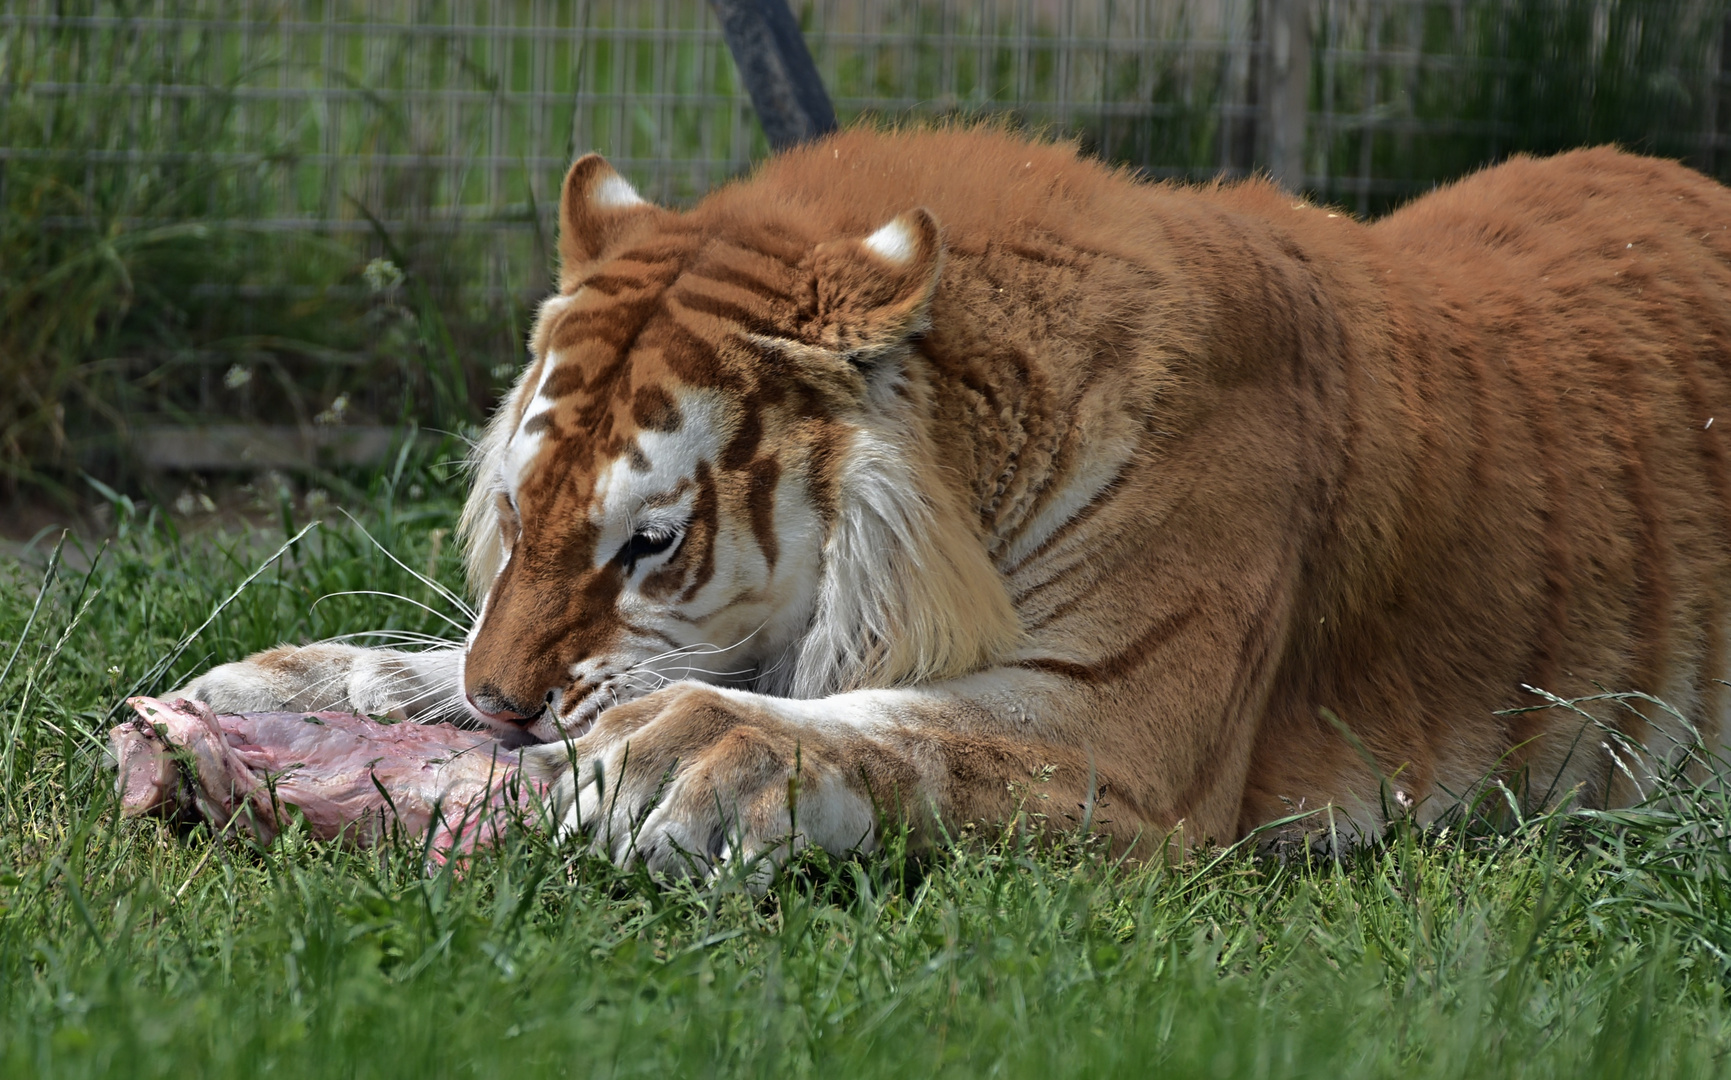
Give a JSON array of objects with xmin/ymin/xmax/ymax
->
[
  {"xmin": 1261, "ymin": 0, "xmax": 1312, "ymax": 192},
  {"xmin": 1708, "ymin": 12, "xmax": 1731, "ymax": 177},
  {"xmin": 707, "ymin": 0, "xmax": 838, "ymax": 151}
]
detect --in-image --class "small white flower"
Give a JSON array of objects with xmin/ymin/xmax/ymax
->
[
  {"xmin": 363, "ymin": 257, "xmax": 404, "ymax": 293},
  {"xmin": 314, "ymin": 394, "xmax": 350, "ymax": 426}
]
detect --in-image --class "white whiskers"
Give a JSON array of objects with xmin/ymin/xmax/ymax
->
[
  {"xmin": 340, "ymin": 509, "xmax": 477, "ymax": 622},
  {"xmin": 311, "ymin": 591, "xmax": 470, "ymax": 635}
]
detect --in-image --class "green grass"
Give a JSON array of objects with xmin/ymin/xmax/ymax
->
[{"xmin": 7, "ymin": 465, "xmax": 1731, "ymax": 1076}]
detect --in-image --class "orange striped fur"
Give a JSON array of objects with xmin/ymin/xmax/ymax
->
[{"xmin": 181, "ymin": 126, "xmax": 1731, "ymax": 873}]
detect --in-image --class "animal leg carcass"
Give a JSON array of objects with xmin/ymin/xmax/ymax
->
[{"xmin": 111, "ymin": 696, "xmax": 546, "ymax": 864}]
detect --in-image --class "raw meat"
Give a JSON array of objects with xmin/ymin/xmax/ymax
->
[{"xmin": 112, "ymin": 697, "xmax": 548, "ymax": 863}]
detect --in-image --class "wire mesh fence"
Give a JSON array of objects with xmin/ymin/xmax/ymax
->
[
  {"xmin": 9, "ymin": 1, "xmax": 1723, "ymax": 221},
  {"xmin": 2, "ymin": 0, "xmax": 1727, "ymax": 482}
]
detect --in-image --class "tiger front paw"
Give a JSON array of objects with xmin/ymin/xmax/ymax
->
[{"xmin": 537, "ymin": 684, "xmax": 887, "ymax": 886}]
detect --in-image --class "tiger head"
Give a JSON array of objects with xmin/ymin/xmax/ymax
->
[{"xmin": 457, "ymin": 152, "xmax": 1019, "ymax": 740}]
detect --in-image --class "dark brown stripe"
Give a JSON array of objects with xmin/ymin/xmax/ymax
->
[
  {"xmin": 545, "ymin": 562, "xmax": 628, "ymax": 668},
  {"xmin": 1474, "ymin": 328, "xmax": 1571, "ymax": 768},
  {"xmin": 547, "ymin": 286, "xmax": 666, "ymax": 354},
  {"xmin": 746, "ymin": 456, "xmax": 781, "ymax": 569},
  {"xmin": 639, "ymin": 480, "xmax": 692, "ymax": 510},
  {"xmin": 1495, "ymin": 336, "xmax": 1572, "ymax": 766},
  {"xmin": 673, "ymin": 289, "xmax": 783, "ymax": 339},
  {"xmin": 722, "ymin": 407, "xmax": 763, "ymax": 470},
  {"xmin": 692, "ymin": 262, "xmax": 792, "ymax": 305},
  {"xmin": 580, "ymin": 272, "xmax": 655, "ymax": 297},
  {"xmin": 802, "ymin": 420, "xmax": 847, "ymax": 527},
  {"xmin": 547, "ymin": 322, "xmax": 624, "ymax": 349},
  {"xmin": 680, "ymin": 461, "xmax": 721, "ymax": 602},
  {"xmin": 1002, "ymin": 236, "xmax": 1081, "ymax": 269},
  {"xmin": 631, "ymin": 384, "xmax": 683, "ymax": 432},
  {"xmin": 617, "ymin": 621, "xmax": 680, "ymax": 649},
  {"xmin": 1019, "ymin": 581, "xmax": 1095, "ymax": 634},
  {"xmin": 612, "ymin": 231, "xmax": 705, "ymax": 268},
  {"xmin": 1017, "ymin": 604, "xmax": 1199, "ymax": 684},
  {"xmin": 657, "ymin": 319, "xmax": 738, "ymax": 393},
  {"xmin": 640, "ymin": 561, "xmax": 685, "ymax": 600},
  {"xmin": 1170, "ymin": 591, "xmax": 1285, "ymax": 824},
  {"xmin": 729, "ymin": 226, "xmax": 810, "ymax": 267},
  {"xmin": 1006, "ymin": 480, "xmax": 1116, "ymax": 571},
  {"xmin": 1613, "ymin": 352, "xmax": 1671, "ymax": 696},
  {"xmin": 540, "ymin": 362, "xmax": 587, "ymax": 399},
  {"xmin": 548, "ymin": 310, "xmax": 653, "ymax": 353},
  {"xmin": 575, "ymin": 248, "xmax": 686, "ymax": 294},
  {"xmin": 1458, "ymin": 346, "xmax": 1496, "ymax": 492},
  {"xmin": 1014, "ymin": 656, "xmax": 1094, "ymax": 681},
  {"xmin": 509, "ymin": 355, "xmax": 548, "ymax": 428}
]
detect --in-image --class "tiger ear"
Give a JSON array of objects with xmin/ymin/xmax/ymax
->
[
  {"xmin": 802, "ymin": 209, "xmax": 944, "ymax": 361},
  {"xmin": 557, "ymin": 154, "xmax": 662, "ymax": 288}
]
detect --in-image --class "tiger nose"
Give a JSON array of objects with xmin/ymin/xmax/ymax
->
[{"xmin": 464, "ymin": 684, "xmax": 542, "ymax": 726}]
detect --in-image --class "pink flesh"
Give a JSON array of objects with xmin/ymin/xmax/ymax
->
[{"xmin": 113, "ymin": 697, "xmax": 545, "ymax": 861}]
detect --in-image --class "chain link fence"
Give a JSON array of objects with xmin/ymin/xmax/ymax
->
[{"xmin": 3, "ymin": 0, "xmax": 1726, "ymax": 481}]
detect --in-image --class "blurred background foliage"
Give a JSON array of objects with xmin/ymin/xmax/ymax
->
[{"xmin": 1, "ymin": 0, "xmax": 1726, "ymax": 501}]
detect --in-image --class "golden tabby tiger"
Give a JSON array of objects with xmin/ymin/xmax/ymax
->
[{"xmin": 178, "ymin": 126, "xmax": 1731, "ymax": 874}]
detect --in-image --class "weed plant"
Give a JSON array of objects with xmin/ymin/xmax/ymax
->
[
  {"xmin": 0, "ymin": 3, "xmax": 528, "ymax": 497},
  {"xmin": 7, "ymin": 463, "xmax": 1731, "ymax": 1076}
]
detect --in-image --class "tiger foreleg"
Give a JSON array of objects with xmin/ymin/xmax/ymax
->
[
  {"xmin": 169, "ymin": 643, "xmax": 465, "ymax": 721},
  {"xmin": 520, "ymin": 679, "xmax": 1162, "ymax": 886}
]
